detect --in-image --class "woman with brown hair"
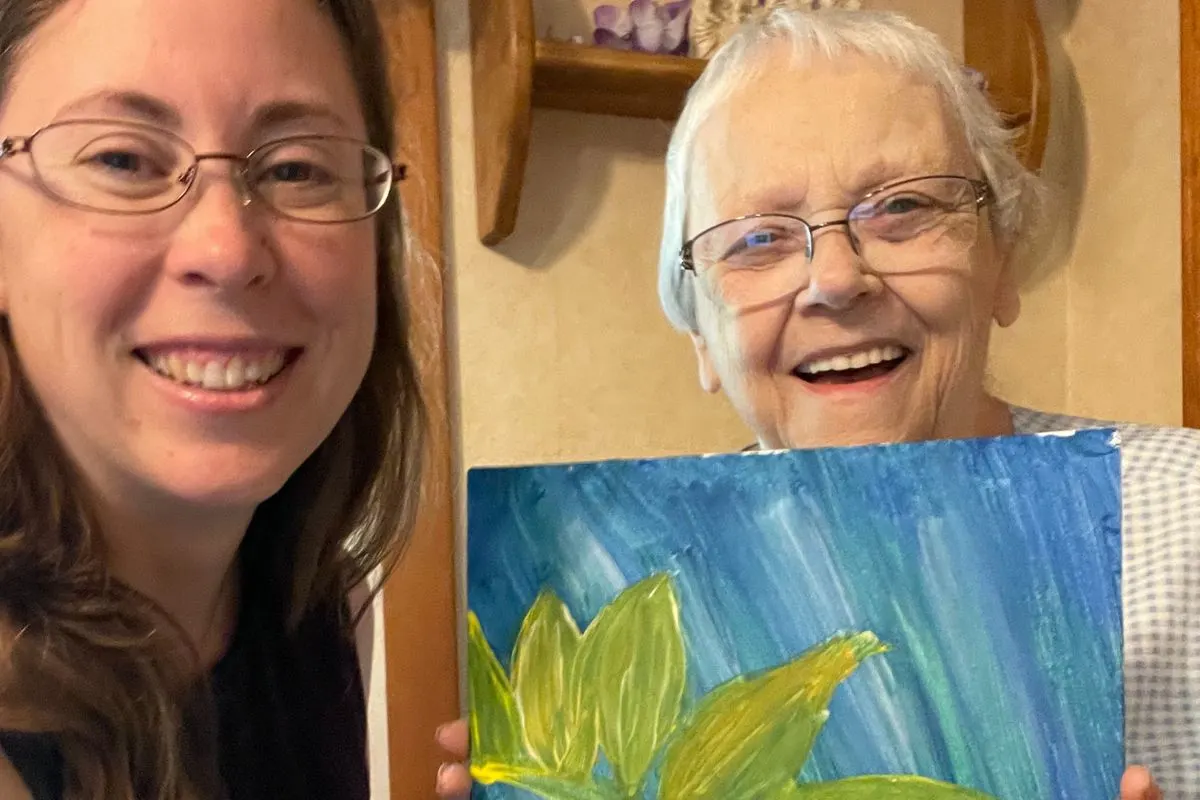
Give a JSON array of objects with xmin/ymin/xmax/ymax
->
[{"xmin": 0, "ymin": 0, "xmax": 426, "ymax": 797}]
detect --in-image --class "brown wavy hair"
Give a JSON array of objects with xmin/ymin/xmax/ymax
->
[{"xmin": 0, "ymin": 1, "xmax": 425, "ymax": 797}]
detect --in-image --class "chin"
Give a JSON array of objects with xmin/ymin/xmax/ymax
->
[
  {"xmin": 163, "ymin": 474, "xmax": 292, "ymax": 511},
  {"xmin": 774, "ymin": 430, "xmax": 894, "ymax": 450},
  {"xmin": 140, "ymin": 449, "xmax": 305, "ymax": 511},
  {"xmin": 774, "ymin": 411, "xmax": 935, "ymax": 450}
]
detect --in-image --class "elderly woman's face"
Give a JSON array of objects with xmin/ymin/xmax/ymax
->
[{"xmin": 686, "ymin": 51, "xmax": 1019, "ymax": 449}]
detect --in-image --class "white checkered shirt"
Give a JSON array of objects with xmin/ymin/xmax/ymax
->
[{"xmin": 1013, "ymin": 406, "xmax": 1200, "ymax": 797}]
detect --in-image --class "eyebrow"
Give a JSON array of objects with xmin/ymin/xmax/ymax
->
[
  {"xmin": 853, "ymin": 159, "xmax": 961, "ymax": 194},
  {"xmin": 249, "ymin": 100, "xmax": 352, "ymax": 135},
  {"xmin": 849, "ymin": 162, "xmax": 913, "ymax": 196},
  {"xmin": 55, "ymin": 89, "xmax": 183, "ymax": 128},
  {"xmin": 745, "ymin": 160, "xmax": 956, "ymax": 216},
  {"xmin": 53, "ymin": 92, "xmax": 352, "ymax": 136}
]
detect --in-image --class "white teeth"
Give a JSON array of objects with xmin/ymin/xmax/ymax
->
[
  {"xmin": 202, "ymin": 361, "xmax": 224, "ymax": 389},
  {"xmin": 225, "ymin": 357, "xmax": 245, "ymax": 389},
  {"xmin": 798, "ymin": 344, "xmax": 906, "ymax": 375},
  {"xmin": 142, "ymin": 351, "xmax": 289, "ymax": 391}
]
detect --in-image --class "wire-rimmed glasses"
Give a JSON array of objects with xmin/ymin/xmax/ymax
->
[
  {"xmin": 0, "ymin": 119, "xmax": 406, "ymax": 223},
  {"xmin": 680, "ymin": 175, "xmax": 994, "ymax": 309}
]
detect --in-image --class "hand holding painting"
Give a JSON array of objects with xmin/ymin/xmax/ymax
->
[
  {"xmin": 435, "ymin": 722, "xmax": 471, "ymax": 799},
  {"xmin": 435, "ymin": 726, "xmax": 1165, "ymax": 800},
  {"xmin": 1121, "ymin": 768, "xmax": 1163, "ymax": 800}
]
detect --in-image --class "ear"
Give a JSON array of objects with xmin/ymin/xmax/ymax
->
[
  {"xmin": 689, "ymin": 331, "xmax": 722, "ymax": 393},
  {"xmin": 992, "ymin": 260, "xmax": 1021, "ymax": 328}
]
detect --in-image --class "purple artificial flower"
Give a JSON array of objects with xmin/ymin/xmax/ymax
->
[
  {"xmin": 594, "ymin": 0, "xmax": 691, "ymax": 55},
  {"xmin": 593, "ymin": 3, "xmax": 634, "ymax": 50}
]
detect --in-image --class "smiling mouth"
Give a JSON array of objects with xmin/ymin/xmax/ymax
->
[
  {"xmin": 133, "ymin": 348, "xmax": 301, "ymax": 391},
  {"xmin": 793, "ymin": 344, "xmax": 910, "ymax": 385}
]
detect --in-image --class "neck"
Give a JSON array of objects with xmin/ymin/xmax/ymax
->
[
  {"xmin": 973, "ymin": 393, "xmax": 1015, "ymax": 438},
  {"xmin": 97, "ymin": 498, "xmax": 250, "ymax": 670}
]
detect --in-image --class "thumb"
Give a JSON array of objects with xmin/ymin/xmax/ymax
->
[{"xmin": 1119, "ymin": 766, "xmax": 1161, "ymax": 800}]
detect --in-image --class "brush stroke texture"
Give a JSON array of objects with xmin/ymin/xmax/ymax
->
[{"xmin": 467, "ymin": 430, "xmax": 1123, "ymax": 799}]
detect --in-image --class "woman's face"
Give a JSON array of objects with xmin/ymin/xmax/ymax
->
[
  {"xmin": 0, "ymin": 0, "xmax": 379, "ymax": 520},
  {"xmin": 686, "ymin": 50, "xmax": 1019, "ymax": 449}
]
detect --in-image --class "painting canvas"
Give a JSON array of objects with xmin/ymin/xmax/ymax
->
[{"xmin": 465, "ymin": 429, "xmax": 1124, "ymax": 800}]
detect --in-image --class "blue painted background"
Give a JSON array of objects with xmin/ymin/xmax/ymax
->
[{"xmin": 466, "ymin": 430, "xmax": 1124, "ymax": 799}]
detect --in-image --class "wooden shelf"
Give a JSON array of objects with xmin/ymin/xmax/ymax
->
[
  {"xmin": 469, "ymin": 0, "xmax": 1050, "ymax": 246},
  {"xmin": 533, "ymin": 41, "xmax": 705, "ymax": 120}
]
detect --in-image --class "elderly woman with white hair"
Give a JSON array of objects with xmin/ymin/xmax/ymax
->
[{"xmin": 435, "ymin": 9, "xmax": 1195, "ymax": 800}]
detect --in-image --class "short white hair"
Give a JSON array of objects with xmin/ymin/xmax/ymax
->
[{"xmin": 657, "ymin": 8, "xmax": 1045, "ymax": 332}]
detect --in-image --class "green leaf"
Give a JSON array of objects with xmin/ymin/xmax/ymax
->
[
  {"xmin": 576, "ymin": 573, "xmax": 686, "ymax": 795},
  {"xmin": 467, "ymin": 611, "xmax": 528, "ymax": 765},
  {"xmin": 658, "ymin": 631, "xmax": 888, "ymax": 800},
  {"xmin": 471, "ymin": 762, "xmax": 622, "ymax": 800},
  {"xmin": 511, "ymin": 589, "xmax": 598, "ymax": 776},
  {"xmin": 780, "ymin": 775, "xmax": 998, "ymax": 799}
]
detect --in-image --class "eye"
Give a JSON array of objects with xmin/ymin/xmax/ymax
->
[
  {"xmin": 96, "ymin": 151, "xmax": 140, "ymax": 172},
  {"xmin": 257, "ymin": 159, "xmax": 335, "ymax": 186},
  {"xmin": 250, "ymin": 137, "xmax": 350, "ymax": 187},
  {"xmin": 67, "ymin": 132, "xmax": 182, "ymax": 202},
  {"xmin": 250, "ymin": 140, "xmax": 354, "ymax": 210},
  {"xmin": 270, "ymin": 161, "xmax": 312, "ymax": 182},
  {"xmin": 725, "ymin": 228, "xmax": 784, "ymax": 256},
  {"xmin": 852, "ymin": 190, "xmax": 954, "ymax": 244},
  {"xmin": 76, "ymin": 138, "xmax": 175, "ymax": 181},
  {"xmin": 715, "ymin": 224, "xmax": 807, "ymax": 269},
  {"xmin": 878, "ymin": 193, "xmax": 936, "ymax": 215}
]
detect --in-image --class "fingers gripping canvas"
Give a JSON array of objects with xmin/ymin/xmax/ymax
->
[{"xmin": 465, "ymin": 430, "xmax": 1123, "ymax": 799}]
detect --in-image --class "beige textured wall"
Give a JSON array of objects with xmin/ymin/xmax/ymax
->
[
  {"xmin": 438, "ymin": 0, "xmax": 1183, "ymax": 473},
  {"xmin": 443, "ymin": 102, "xmax": 750, "ymax": 463},
  {"xmin": 1043, "ymin": 0, "xmax": 1180, "ymax": 424},
  {"xmin": 440, "ymin": 2, "xmax": 749, "ymax": 466},
  {"xmin": 973, "ymin": 0, "xmax": 1182, "ymax": 426}
]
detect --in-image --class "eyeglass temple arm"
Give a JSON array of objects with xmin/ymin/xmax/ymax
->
[
  {"xmin": 368, "ymin": 163, "xmax": 407, "ymax": 186},
  {"xmin": 974, "ymin": 179, "xmax": 994, "ymax": 206},
  {"xmin": 0, "ymin": 137, "xmax": 31, "ymax": 159},
  {"xmin": 679, "ymin": 241, "xmax": 696, "ymax": 272}
]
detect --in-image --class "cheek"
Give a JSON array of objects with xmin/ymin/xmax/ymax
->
[
  {"xmin": 4, "ymin": 242, "xmax": 88, "ymax": 353},
  {"xmin": 0, "ymin": 199, "xmax": 161, "ymax": 336},
  {"xmin": 697, "ymin": 290, "xmax": 796, "ymax": 385},
  {"xmin": 284, "ymin": 229, "xmax": 377, "ymax": 318},
  {"xmin": 887, "ymin": 264, "xmax": 988, "ymax": 335},
  {"xmin": 704, "ymin": 303, "xmax": 782, "ymax": 375},
  {"xmin": 281, "ymin": 231, "xmax": 379, "ymax": 377}
]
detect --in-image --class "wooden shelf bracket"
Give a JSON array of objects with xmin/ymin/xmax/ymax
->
[{"xmin": 469, "ymin": 0, "xmax": 535, "ymax": 245}]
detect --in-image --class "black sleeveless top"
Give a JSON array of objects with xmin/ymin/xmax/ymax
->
[{"xmin": 0, "ymin": 593, "xmax": 370, "ymax": 800}]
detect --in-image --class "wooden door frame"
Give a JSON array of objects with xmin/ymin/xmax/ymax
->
[
  {"xmin": 1184, "ymin": 0, "xmax": 1200, "ymax": 425},
  {"xmin": 376, "ymin": 1, "xmax": 460, "ymax": 797}
]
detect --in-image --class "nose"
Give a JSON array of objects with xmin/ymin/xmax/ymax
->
[
  {"xmin": 164, "ymin": 162, "xmax": 276, "ymax": 292},
  {"xmin": 795, "ymin": 224, "xmax": 878, "ymax": 311}
]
